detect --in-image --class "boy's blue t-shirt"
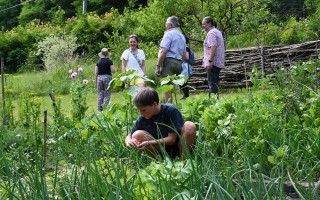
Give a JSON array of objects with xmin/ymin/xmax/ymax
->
[
  {"xmin": 130, "ymin": 104, "xmax": 184, "ymax": 158},
  {"xmin": 130, "ymin": 104, "xmax": 184, "ymax": 139}
]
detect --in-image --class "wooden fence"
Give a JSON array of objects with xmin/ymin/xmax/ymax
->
[{"xmin": 189, "ymin": 40, "xmax": 320, "ymax": 92}]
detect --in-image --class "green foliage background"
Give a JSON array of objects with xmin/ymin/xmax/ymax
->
[{"xmin": 0, "ymin": 0, "xmax": 320, "ymax": 73}]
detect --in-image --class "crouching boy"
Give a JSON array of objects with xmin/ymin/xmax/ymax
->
[{"xmin": 125, "ymin": 87, "xmax": 196, "ymax": 158}]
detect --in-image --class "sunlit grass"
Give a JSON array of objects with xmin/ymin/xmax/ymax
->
[{"xmin": 7, "ymin": 71, "xmax": 257, "ymax": 121}]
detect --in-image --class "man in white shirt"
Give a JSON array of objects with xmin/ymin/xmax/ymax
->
[{"xmin": 156, "ymin": 16, "xmax": 186, "ymax": 103}]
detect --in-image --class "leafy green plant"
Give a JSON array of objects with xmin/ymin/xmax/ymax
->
[
  {"xmin": 159, "ymin": 74, "xmax": 186, "ymax": 105},
  {"xmin": 133, "ymin": 158, "xmax": 194, "ymax": 199},
  {"xmin": 248, "ymin": 65, "xmax": 272, "ymax": 90},
  {"xmin": 109, "ymin": 70, "xmax": 155, "ymax": 95},
  {"xmin": 181, "ymin": 93, "xmax": 212, "ymax": 122},
  {"xmin": 108, "ymin": 70, "xmax": 155, "ymax": 130}
]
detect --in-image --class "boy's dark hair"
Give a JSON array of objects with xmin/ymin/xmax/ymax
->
[{"xmin": 133, "ymin": 87, "xmax": 159, "ymax": 107}]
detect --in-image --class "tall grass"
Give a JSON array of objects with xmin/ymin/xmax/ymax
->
[
  {"xmin": 1, "ymin": 125, "xmax": 318, "ymax": 199},
  {"xmin": 0, "ymin": 60, "xmax": 319, "ymax": 199}
]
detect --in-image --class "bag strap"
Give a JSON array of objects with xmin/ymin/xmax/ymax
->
[{"xmin": 129, "ymin": 49, "xmax": 142, "ymax": 67}]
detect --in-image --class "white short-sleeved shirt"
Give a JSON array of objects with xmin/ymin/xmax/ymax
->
[{"xmin": 121, "ymin": 49, "xmax": 146, "ymax": 76}]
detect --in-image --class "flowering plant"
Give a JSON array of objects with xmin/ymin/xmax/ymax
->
[{"xmin": 68, "ymin": 67, "xmax": 89, "ymax": 121}]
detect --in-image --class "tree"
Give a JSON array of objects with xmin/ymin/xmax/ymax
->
[
  {"xmin": 71, "ymin": 0, "xmax": 148, "ymax": 15},
  {"xmin": 264, "ymin": 0, "xmax": 308, "ymax": 22},
  {"xmin": 18, "ymin": 0, "xmax": 52, "ymax": 25},
  {"xmin": 121, "ymin": 0, "xmax": 202, "ymax": 43},
  {"xmin": 18, "ymin": 0, "xmax": 77, "ymax": 26},
  {"xmin": 0, "ymin": 0, "xmax": 21, "ymax": 30}
]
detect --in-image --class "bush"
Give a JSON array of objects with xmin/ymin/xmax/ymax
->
[
  {"xmin": 280, "ymin": 18, "xmax": 307, "ymax": 44},
  {"xmin": 0, "ymin": 21, "xmax": 60, "ymax": 72},
  {"xmin": 36, "ymin": 34, "xmax": 79, "ymax": 71}
]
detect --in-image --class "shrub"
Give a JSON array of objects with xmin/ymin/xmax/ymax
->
[
  {"xmin": 0, "ymin": 21, "xmax": 59, "ymax": 72},
  {"xmin": 36, "ymin": 34, "xmax": 79, "ymax": 71},
  {"xmin": 280, "ymin": 18, "xmax": 307, "ymax": 44}
]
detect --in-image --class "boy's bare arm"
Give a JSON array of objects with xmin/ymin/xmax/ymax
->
[
  {"xmin": 141, "ymin": 133, "xmax": 177, "ymax": 147},
  {"xmin": 133, "ymin": 133, "xmax": 178, "ymax": 150}
]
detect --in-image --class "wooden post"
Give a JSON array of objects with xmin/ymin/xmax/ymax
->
[
  {"xmin": 42, "ymin": 110, "xmax": 48, "ymax": 177},
  {"xmin": 259, "ymin": 44, "xmax": 265, "ymax": 77},
  {"xmin": 1, "ymin": 57, "xmax": 6, "ymax": 126}
]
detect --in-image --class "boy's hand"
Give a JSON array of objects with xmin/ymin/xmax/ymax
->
[
  {"xmin": 126, "ymin": 138, "xmax": 140, "ymax": 148},
  {"xmin": 132, "ymin": 138, "xmax": 140, "ymax": 147},
  {"xmin": 137, "ymin": 141, "xmax": 151, "ymax": 149}
]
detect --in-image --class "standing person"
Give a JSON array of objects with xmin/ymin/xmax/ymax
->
[
  {"xmin": 180, "ymin": 36, "xmax": 194, "ymax": 100},
  {"xmin": 202, "ymin": 16, "xmax": 225, "ymax": 98},
  {"xmin": 95, "ymin": 48, "xmax": 116, "ymax": 111},
  {"xmin": 121, "ymin": 34, "xmax": 146, "ymax": 88},
  {"xmin": 125, "ymin": 87, "xmax": 197, "ymax": 158},
  {"xmin": 156, "ymin": 16, "xmax": 186, "ymax": 103}
]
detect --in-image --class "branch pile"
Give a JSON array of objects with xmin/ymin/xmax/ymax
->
[{"xmin": 189, "ymin": 40, "xmax": 320, "ymax": 92}]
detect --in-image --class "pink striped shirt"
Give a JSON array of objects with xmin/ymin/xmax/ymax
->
[{"xmin": 203, "ymin": 27, "xmax": 225, "ymax": 68}]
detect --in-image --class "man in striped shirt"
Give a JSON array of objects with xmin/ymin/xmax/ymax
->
[{"xmin": 202, "ymin": 16, "xmax": 225, "ymax": 98}]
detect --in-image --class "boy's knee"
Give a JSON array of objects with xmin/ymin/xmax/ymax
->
[
  {"xmin": 132, "ymin": 130, "xmax": 153, "ymax": 142},
  {"xmin": 183, "ymin": 121, "xmax": 196, "ymax": 133}
]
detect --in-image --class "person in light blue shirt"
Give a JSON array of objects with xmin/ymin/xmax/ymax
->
[
  {"xmin": 156, "ymin": 16, "xmax": 186, "ymax": 103},
  {"xmin": 180, "ymin": 36, "xmax": 193, "ymax": 100}
]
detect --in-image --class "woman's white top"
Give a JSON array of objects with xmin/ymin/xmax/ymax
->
[{"xmin": 120, "ymin": 49, "xmax": 146, "ymax": 76}]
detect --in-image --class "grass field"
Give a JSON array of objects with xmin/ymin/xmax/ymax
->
[{"xmin": 5, "ymin": 67, "xmax": 255, "ymax": 118}]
